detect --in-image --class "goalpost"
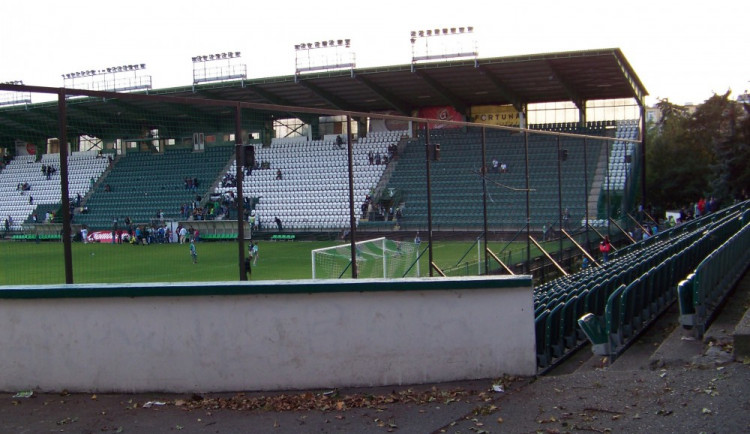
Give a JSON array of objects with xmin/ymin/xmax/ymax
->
[{"xmin": 312, "ymin": 237, "xmax": 421, "ymax": 279}]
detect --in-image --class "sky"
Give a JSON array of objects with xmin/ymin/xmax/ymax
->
[{"xmin": 2, "ymin": 0, "xmax": 748, "ymax": 107}]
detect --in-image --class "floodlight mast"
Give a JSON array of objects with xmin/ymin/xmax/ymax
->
[
  {"xmin": 192, "ymin": 51, "xmax": 246, "ymax": 87},
  {"xmin": 294, "ymin": 38, "xmax": 355, "ymax": 78},
  {"xmin": 0, "ymin": 80, "xmax": 32, "ymax": 106},
  {"xmin": 61, "ymin": 64, "xmax": 151, "ymax": 93},
  {"xmin": 410, "ymin": 26, "xmax": 478, "ymax": 70}
]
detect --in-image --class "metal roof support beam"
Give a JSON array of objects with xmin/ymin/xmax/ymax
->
[
  {"xmin": 475, "ymin": 65, "xmax": 524, "ymax": 113},
  {"xmin": 612, "ymin": 53, "xmax": 647, "ymax": 106},
  {"xmin": 352, "ymin": 75, "xmax": 412, "ymax": 115},
  {"xmin": 546, "ymin": 62, "xmax": 583, "ymax": 112},
  {"xmin": 295, "ymin": 79, "xmax": 355, "ymax": 111},
  {"xmin": 412, "ymin": 69, "xmax": 468, "ymax": 114}
]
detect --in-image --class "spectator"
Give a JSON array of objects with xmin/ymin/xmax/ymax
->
[
  {"xmin": 491, "ymin": 157, "xmax": 499, "ymax": 173},
  {"xmin": 274, "ymin": 216, "xmax": 283, "ymax": 232},
  {"xmin": 599, "ymin": 236, "xmax": 611, "ymax": 264},
  {"xmin": 275, "ymin": 169, "xmax": 283, "ymax": 180}
]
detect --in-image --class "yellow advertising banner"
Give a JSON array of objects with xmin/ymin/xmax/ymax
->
[{"xmin": 471, "ymin": 105, "xmax": 520, "ymax": 126}]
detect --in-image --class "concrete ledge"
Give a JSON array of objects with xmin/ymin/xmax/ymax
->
[
  {"xmin": 733, "ymin": 307, "xmax": 750, "ymax": 359},
  {"xmin": 0, "ymin": 276, "xmax": 536, "ymax": 393}
]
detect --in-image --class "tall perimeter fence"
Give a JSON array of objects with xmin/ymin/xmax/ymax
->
[{"xmin": 0, "ymin": 84, "xmax": 645, "ymax": 284}]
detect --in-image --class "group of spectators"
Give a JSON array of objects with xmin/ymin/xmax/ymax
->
[
  {"xmin": 677, "ymin": 196, "xmax": 720, "ymax": 223},
  {"xmin": 366, "ymin": 144, "xmax": 398, "ymax": 166},
  {"xmin": 359, "ymin": 194, "xmax": 402, "ymax": 223},
  {"xmin": 183, "ymin": 177, "xmax": 200, "ymax": 192},
  {"xmin": 41, "ymin": 164, "xmax": 57, "ymax": 180},
  {"xmin": 490, "ymin": 157, "xmax": 507, "ymax": 173},
  {"xmin": 221, "ymin": 173, "xmax": 238, "ymax": 188},
  {"xmin": 108, "ymin": 216, "xmax": 197, "ymax": 245}
]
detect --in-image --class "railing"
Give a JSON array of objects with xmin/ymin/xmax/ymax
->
[{"xmin": 677, "ymin": 214, "xmax": 750, "ymax": 337}]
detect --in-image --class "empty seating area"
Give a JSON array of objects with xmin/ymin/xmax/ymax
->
[
  {"xmin": 214, "ymin": 131, "xmax": 407, "ymax": 230},
  {"xmin": 604, "ymin": 120, "xmax": 639, "ymax": 191},
  {"xmin": 0, "ymin": 151, "xmax": 108, "ymax": 231},
  {"xmin": 385, "ymin": 127, "xmax": 604, "ymax": 230},
  {"xmin": 75, "ymin": 146, "xmax": 234, "ymax": 229},
  {"xmin": 532, "ymin": 200, "xmax": 749, "ymax": 370}
]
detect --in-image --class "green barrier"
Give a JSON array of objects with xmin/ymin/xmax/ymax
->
[{"xmin": 678, "ymin": 224, "xmax": 750, "ymax": 338}]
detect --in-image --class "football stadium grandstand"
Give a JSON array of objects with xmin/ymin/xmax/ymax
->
[{"xmin": 1, "ymin": 45, "xmax": 748, "ymax": 379}]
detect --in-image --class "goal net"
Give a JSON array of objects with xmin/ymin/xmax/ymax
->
[{"xmin": 312, "ymin": 237, "xmax": 421, "ymax": 279}]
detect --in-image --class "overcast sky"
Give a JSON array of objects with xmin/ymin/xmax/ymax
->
[{"xmin": 2, "ymin": 0, "xmax": 747, "ymax": 107}]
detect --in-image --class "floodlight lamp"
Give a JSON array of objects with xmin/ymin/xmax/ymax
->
[
  {"xmin": 410, "ymin": 31, "xmax": 416, "ymax": 37},
  {"xmin": 467, "ymin": 26, "xmax": 473, "ymax": 32},
  {"xmin": 141, "ymin": 63, "xmax": 146, "ymax": 68},
  {"xmin": 337, "ymin": 39, "xmax": 343, "ymax": 45},
  {"xmin": 316, "ymin": 42, "xmax": 321, "ymax": 48},
  {"xmin": 307, "ymin": 43, "xmax": 313, "ymax": 49},
  {"xmin": 451, "ymin": 27, "xmax": 456, "ymax": 33},
  {"xmin": 345, "ymin": 39, "xmax": 351, "ymax": 47},
  {"xmin": 329, "ymin": 40, "xmax": 334, "ymax": 46},
  {"xmin": 442, "ymin": 28, "xmax": 448, "ymax": 34},
  {"xmin": 419, "ymin": 30, "xmax": 424, "ymax": 37},
  {"xmin": 459, "ymin": 27, "xmax": 465, "ymax": 33},
  {"xmin": 426, "ymin": 30, "xmax": 432, "ymax": 36},
  {"xmin": 434, "ymin": 29, "xmax": 440, "ymax": 35},
  {"xmin": 215, "ymin": 53, "xmax": 220, "ymax": 59},
  {"xmin": 235, "ymin": 52, "xmax": 240, "ymax": 57}
]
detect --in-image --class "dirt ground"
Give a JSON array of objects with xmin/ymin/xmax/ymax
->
[{"xmin": 2, "ymin": 273, "xmax": 749, "ymax": 434}]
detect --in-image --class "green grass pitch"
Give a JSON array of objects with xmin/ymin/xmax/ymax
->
[{"xmin": 0, "ymin": 239, "xmax": 537, "ymax": 285}]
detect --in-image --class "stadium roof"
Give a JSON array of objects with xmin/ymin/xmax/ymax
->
[{"xmin": 0, "ymin": 48, "xmax": 647, "ymax": 144}]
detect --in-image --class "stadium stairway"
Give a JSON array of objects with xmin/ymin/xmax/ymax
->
[{"xmin": 213, "ymin": 131, "xmax": 408, "ymax": 231}]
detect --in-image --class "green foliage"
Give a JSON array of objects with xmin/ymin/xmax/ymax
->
[{"xmin": 646, "ymin": 93, "xmax": 750, "ymax": 209}]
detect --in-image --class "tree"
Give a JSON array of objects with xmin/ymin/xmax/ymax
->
[
  {"xmin": 645, "ymin": 99, "xmax": 712, "ymax": 209},
  {"xmin": 645, "ymin": 93, "xmax": 750, "ymax": 210},
  {"xmin": 695, "ymin": 92, "xmax": 750, "ymax": 203}
]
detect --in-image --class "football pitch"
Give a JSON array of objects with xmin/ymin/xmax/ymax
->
[{"xmin": 0, "ymin": 239, "xmax": 541, "ymax": 285}]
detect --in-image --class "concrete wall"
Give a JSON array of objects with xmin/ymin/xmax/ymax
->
[{"xmin": 0, "ymin": 276, "xmax": 534, "ymax": 393}]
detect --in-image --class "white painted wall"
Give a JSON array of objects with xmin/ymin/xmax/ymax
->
[{"xmin": 0, "ymin": 278, "xmax": 535, "ymax": 393}]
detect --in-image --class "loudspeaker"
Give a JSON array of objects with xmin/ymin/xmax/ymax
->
[{"xmin": 243, "ymin": 145, "xmax": 255, "ymax": 168}]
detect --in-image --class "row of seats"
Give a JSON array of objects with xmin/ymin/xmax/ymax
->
[
  {"xmin": 532, "ymin": 201, "xmax": 748, "ymax": 369},
  {"xmin": 0, "ymin": 152, "xmax": 109, "ymax": 231},
  {"xmin": 217, "ymin": 134, "xmax": 405, "ymax": 230}
]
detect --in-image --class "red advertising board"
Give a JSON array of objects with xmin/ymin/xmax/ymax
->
[{"xmin": 417, "ymin": 106, "xmax": 463, "ymax": 129}]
